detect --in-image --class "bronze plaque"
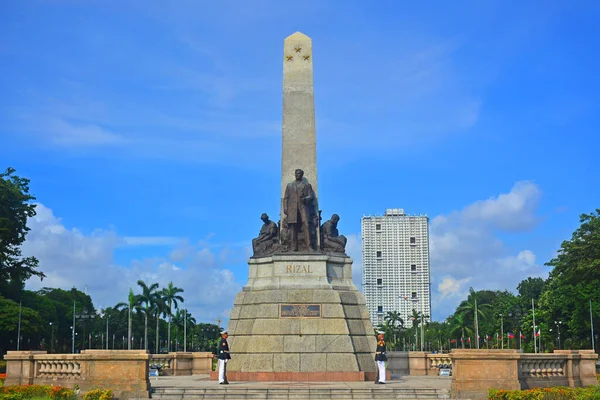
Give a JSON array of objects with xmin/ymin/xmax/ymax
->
[{"xmin": 280, "ymin": 304, "xmax": 322, "ymax": 318}]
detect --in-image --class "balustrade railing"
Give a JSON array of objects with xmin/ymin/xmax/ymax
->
[
  {"xmin": 150, "ymin": 355, "xmax": 172, "ymax": 369},
  {"xmin": 519, "ymin": 359, "xmax": 565, "ymax": 378},
  {"xmin": 36, "ymin": 359, "xmax": 81, "ymax": 379},
  {"xmin": 427, "ymin": 354, "xmax": 452, "ymax": 370}
]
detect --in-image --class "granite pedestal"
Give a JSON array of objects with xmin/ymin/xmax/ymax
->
[{"xmin": 217, "ymin": 254, "xmax": 377, "ymax": 381}]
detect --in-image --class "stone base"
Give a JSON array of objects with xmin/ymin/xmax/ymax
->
[
  {"xmin": 209, "ymin": 370, "xmax": 391, "ymax": 382},
  {"xmin": 225, "ymin": 254, "xmax": 377, "ymax": 380}
]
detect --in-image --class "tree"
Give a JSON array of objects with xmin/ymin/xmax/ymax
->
[
  {"xmin": 540, "ymin": 209, "xmax": 600, "ymax": 348},
  {"xmin": 456, "ymin": 287, "xmax": 492, "ymax": 349},
  {"xmin": 161, "ymin": 281, "xmax": 184, "ymax": 352},
  {"xmin": 136, "ymin": 280, "xmax": 159, "ymax": 351},
  {"xmin": 0, "ymin": 168, "xmax": 43, "ymax": 297},
  {"xmin": 115, "ymin": 288, "xmax": 139, "ymax": 350},
  {"xmin": 153, "ymin": 294, "xmax": 168, "ymax": 353}
]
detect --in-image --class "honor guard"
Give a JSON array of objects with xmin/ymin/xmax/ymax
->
[
  {"xmin": 374, "ymin": 330, "xmax": 387, "ymax": 384},
  {"xmin": 217, "ymin": 330, "xmax": 230, "ymax": 384}
]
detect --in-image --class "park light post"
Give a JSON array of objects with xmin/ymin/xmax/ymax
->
[
  {"xmin": 499, "ymin": 314, "xmax": 504, "ymax": 349},
  {"xmin": 49, "ymin": 322, "xmax": 54, "ymax": 353},
  {"xmin": 554, "ymin": 321, "xmax": 562, "ymax": 350}
]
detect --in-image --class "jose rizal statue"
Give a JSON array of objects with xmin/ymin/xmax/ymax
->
[{"xmin": 283, "ymin": 168, "xmax": 316, "ymax": 252}]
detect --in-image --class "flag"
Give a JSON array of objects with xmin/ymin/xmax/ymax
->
[
  {"xmin": 497, "ymin": 334, "xmax": 502, "ymax": 339},
  {"xmin": 450, "ymin": 339, "xmax": 456, "ymax": 343},
  {"xmin": 468, "ymin": 337, "xmax": 471, "ymax": 343},
  {"xmin": 460, "ymin": 337, "xmax": 463, "ymax": 342},
  {"xmin": 535, "ymin": 329, "xmax": 540, "ymax": 337},
  {"xmin": 508, "ymin": 332, "xmax": 515, "ymax": 339},
  {"xmin": 487, "ymin": 335, "xmax": 491, "ymax": 340},
  {"xmin": 520, "ymin": 331, "xmax": 525, "ymax": 339}
]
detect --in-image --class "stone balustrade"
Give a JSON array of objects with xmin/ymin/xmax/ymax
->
[
  {"xmin": 36, "ymin": 359, "xmax": 82, "ymax": 379},
  {"xmin": 148, "ymin": 352, "xmax": 212, "ymax": 376},
  {"xmin": 428, "ymin": 354, "xmax": 452, "ymax": 370},
  {"xmin": 4, "ymin": 350, "xmax": 151, "ymax": 399},
  {"xmin": 387, "ymin": 351, "xmax": 452, "ymax": 377},
  {"xmin": 450, "ymin": 349, "xmax": 599, "ymax": 399}
]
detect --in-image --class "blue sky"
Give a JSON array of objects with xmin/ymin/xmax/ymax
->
[{"xmin": 1, "ymin": 0, "xmax": 599, "ymax": 324}]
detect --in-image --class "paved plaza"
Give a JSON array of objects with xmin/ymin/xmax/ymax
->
[{"xmin": 150, "ymin": 374, "xmax": 452, "ymax": 389}]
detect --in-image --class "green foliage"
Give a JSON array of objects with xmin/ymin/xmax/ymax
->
[
  {"xmin": 83, "ymin": 389, "xmax": 113, "ymax": 400},
  {"xmin": 0, "ymin": 385, "xmax": 76, "ymax": 400},
  {"xmin": 488, "ymin": 385, "xmax": 600, "ymax": 400},
  {"xmin": 540, "ymin": 209, "xmax": 600, "ymax": 348},
  {"xmin": 0, "ymin": 167, "xmax": 43, "ymax": 297}
]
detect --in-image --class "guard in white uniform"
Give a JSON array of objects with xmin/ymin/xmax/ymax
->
[
  {"xmin": 217, "ymin": 330, "xmax": 230, "ymax": 384},
  {"xmin": 375, "ymin": 330, "xmax": 387, "ymax": 384}
]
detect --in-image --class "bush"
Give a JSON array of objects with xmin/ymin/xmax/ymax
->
[
  {"xmin": 0, "ymin": 385, "xmax": 76, "ymax": 400},
  {"xmin": 489, "ymin": 386, "xmax": 600, "ymax": 400},
  {"xmin": 0, "ymin": 374, "xmax": 6, "ymax": 388},
  {"xmin": 0, "ymin": 361, "xmax": 6, "ymax": 373},
  {"xmin": 83, "ymin": 389, "xmax": 113, "ymax": 400}
]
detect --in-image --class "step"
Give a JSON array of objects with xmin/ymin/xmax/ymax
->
[{"xmin": 150, "ymin": 388, "xmax": 451, "ymax": 399}]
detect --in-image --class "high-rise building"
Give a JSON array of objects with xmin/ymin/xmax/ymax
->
[{"xmin": 361, "ymin": 208, "xmax": 431, "ymax": 330}]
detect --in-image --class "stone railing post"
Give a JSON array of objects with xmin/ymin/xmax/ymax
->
[
  {"xmin": 386, "ymin": 351, "xmax": 408, "ymax": 377},
  {"xmin": 451, "ymin": 349, "xmax": 521, "ymax": 399},
  {"xmin": 407, "ymin": 351, "xmax": 429, "ymax": 376},
  {"xmin": 4, "ymin": 351, "xmax": 47, "ymax": 386},
  {"xmin": 192, "ymin": 352, "xmax": 214, "ymax": 375},
  {"xmin": 169, "ymin": 352, "xmax": 193, "ymax": 376},
  {"xmin": 578, "ymin": 350, "xmax": 599, "ymax": 386}
]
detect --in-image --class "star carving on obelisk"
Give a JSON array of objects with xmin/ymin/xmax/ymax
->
[
  {"xmin": 286, "ymin": 55, "xmax": 293, "ymax": 61},
  {"xmin": 294, "ymin": 46, "xmax": 302, "ymax": 53},
  {"xmin": 303, "ymin": 55, "xmax": 310, "ymax": 61}
]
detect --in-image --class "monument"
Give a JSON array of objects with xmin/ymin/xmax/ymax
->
[{"xmin": 223, "ymin": 32, "xmax": 377, "ymax": 381}]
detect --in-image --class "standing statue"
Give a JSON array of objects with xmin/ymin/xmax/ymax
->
[
  {"xmin": 252, "ymin": 213, "xmax": 279, "ymax": 257},
  {"xmin": 283, "ymin": 169, "xmax": 316, "ymax": 252},
  {"xmin": 321, "ymin": 214, "xmax": 347, "ymax": 254}
]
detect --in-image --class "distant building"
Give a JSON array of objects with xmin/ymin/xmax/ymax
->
[{"xmin": 361, "ymin": 208, "xmax": 431, "ymax": 329}]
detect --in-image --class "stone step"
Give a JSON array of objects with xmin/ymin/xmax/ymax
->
[{"xmin": 150, "ymin": 388, "xmax": 450, "ymax": 399}]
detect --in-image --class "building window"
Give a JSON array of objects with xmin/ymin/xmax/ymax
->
[
  {"xmin": 376, "ymin": 251, "xmax": 382, "ymax": 258},
  {"xmin": 377, "ymin": 278, "xmax": 382, "ymax": 285},
  {"xmin": 377, "ymin": 306, "xmax": 383, "ymax": 313},
  {"xmin": 376, "ymin": 224, "xmax": 381, "ymax": 230},
  {"xmin": 410, "ymin": 237, "xmax": 416, "ymax": 244},
  {"xmin": 411, "ymin": 264, "xmax": 417, "ymax": 272},
  {"xmin": 411, "ymin": 292, "xmax": 417, "ymax": 299}
]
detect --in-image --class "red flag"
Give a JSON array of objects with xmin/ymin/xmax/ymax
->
[
  {"xmin": 487, "ymin": 335, "xmax": 491, "ymax": 340},
  {"xmin": 520, "ymin": 331, "xmax": 525, "ymax": 339},
  {"xmin": 508, "ymin": 332, "xmax": 515, "ymax": 339},
  {"xmin": 497, "ymin": 334, "xmax": 502, "ymax": 339},
  {"xmin": 468, "ymin": 337, "xmax": 471, "ymax": 343},
  {"xmin": 460, "ymin": 337, "xmax": 463, "ymax": 342},
  {"xmin": 535, "ymin": 330, "xmax": 540, "ymax": 337},
  {"xmin": 450, "ymin": 339, "xmax": 456, "ymax": 343}
]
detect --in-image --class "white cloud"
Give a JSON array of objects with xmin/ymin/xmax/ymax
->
[
  {"xmin": 429, "ymin": 181, "xmax": 548, "ymax": 319},
  {"xmin": 438, "ymin": 276, "xmax": 472, "ymax": 299},
  {"xmin": 122, "ymin": 236, "xmax": 182, "ymax": 246},
  {"xmin": 23, "ymin": 203, "xmax": 242, "ymax": 324}
]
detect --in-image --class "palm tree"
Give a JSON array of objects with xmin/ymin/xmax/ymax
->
[
  {"xmin": 115, "ymin": 288, "xmax": 139, "ymax": 350},
  {"xmin": 161, "ymin": 281, "xmax": 184, "ymax": 352},
  {"xmin": 137, "ymin": 280, "xmax": 160, "ymax": 351},
  {"xmin": 384, "ymin": 311, "xmax": 404, "ymax": 349},
  {"xmin": 449, "ymin": 312, "xmax": 474, "ymax": 348},
  {"xmin": 457, "ymin": 287, "xmax": 492, "ymax": 349},
  {"xmin": 153, "ymin": 295, "xmax": 168, "ymax": 354}
]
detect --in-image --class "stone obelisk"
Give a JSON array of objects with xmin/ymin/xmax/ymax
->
[
  {"xmin": 219, "ymin": 32, "xmax": 377, "ymax": 383},
  {"xmin": 281, "ymin": 32, "xmax": 318, "ymax": 215}
]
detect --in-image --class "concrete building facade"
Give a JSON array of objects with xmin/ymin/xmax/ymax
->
[{"xmin": 361, "ymin": 208, "xmax": 431, "ymax": 329}]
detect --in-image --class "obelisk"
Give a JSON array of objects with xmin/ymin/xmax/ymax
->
[{"xmin": 281, "ymin": 32, "xmax": 318, "ymax": 215}]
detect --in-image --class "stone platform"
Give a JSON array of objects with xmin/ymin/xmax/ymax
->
[
  {"xmin": 151, "ymin": 375, "xmax": 451, "ymax": 399},
  {"xmin": 221, "ymin": 254, "xmax": 377, "ymax": 381}
]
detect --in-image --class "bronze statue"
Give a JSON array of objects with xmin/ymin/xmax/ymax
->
[
  {"xmin": 252, "ymin": 213, "xmax": 279, "ymax": 257},
  {"xmin": 321, "ymin": 214, "xmax": 347, "ymax": 254},
  {"xmin": 283, "ymin": 169, "xmax": 316, "ymax": 252}
]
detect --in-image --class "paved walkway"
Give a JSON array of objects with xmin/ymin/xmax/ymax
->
[{"xmin": 150, "ymin": 374, "xmax": 452, "ymax": 390}]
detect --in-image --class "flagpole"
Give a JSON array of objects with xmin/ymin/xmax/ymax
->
[
  {"xmin": 17, "ymin": 300, "xmax": 22, "ymax": 350},
  {"xmin": 475, "ymin": 299, "xmax": 480, "ymax": 349},
  {"xmin": 590, "ymin": 299, "xmax": 595, "ymax": 351},
  {"xmin": 519, "ymin": 331, "xmax": 522, "ymax": 352},
  {"xmin": 532, "ymin": 298, "xmax": 537, "ymax": 354}
]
